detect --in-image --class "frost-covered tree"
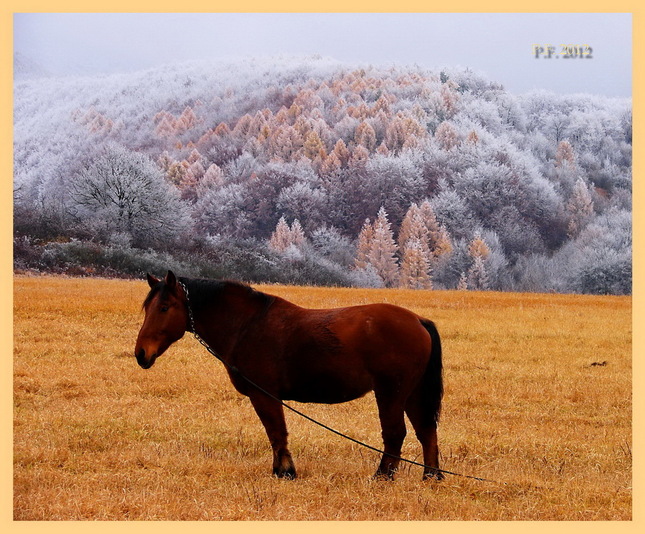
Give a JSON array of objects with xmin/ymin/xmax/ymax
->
[
  {"xmin": 355, "ymin": 121, "xmax": 377, "ymax": 151},
  {"xmin": 354, "ymin": 218, "xmax": 374, "ymax": 271},
  {"xmin": 269, "ymin": 216, "xmax": 291, "ymax": 252},
  {"xmin": 197, "ymin": 163, "xmax": 226, "ymax": 197},
  {"xmin": 468, "ymin": 255, "xmax": 490, "ymax": 290},
  {"xmin": 566, "ymin": 177, "xmax": 595, "ymax": 238},
  {"xmin": 367, "ymin": 207, "xmax": 399, "ymax": 287},
  {"xmin": 311, "ymin": 225, "xmax": 355, "ymax": 267},
  {"xmin": 419, "ymin": 200, "xmax": 453, "ymax": 258},
  {"xmin": 69, "ymin": 144, "xmax": 190, "ymax": 247},
  {"xmin": 430, "ymin": 187, "xmax": 477, "ymax": 241},
  {"xmin": 435, "ymin": 121, "xmax": 460, "ymax": 150},
  {"xmin": 466, "ymin": 233, "xmax": 491, "ymax": 290},
  {"xmin": 398, "ymin": 203, "xmax": 430, "ymax": 259},
  {"xmin": 276, "ymin": 182, "xmax": 327, "ymax": 232},
  {"xmin": 269, "ymin": 216, "xmax": 306, "ymax": 253},
  {"xmin": 194, "ymin": 183, "xmax": 252, "ymax": 239},
  {"xmin": 400, "ymin": 238, "xmax": 432, "ymax": 289}
]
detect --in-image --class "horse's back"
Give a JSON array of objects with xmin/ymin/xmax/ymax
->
[
  {"xmin": 329, "ymin": 303, "xmax": 432, "ymax": 368},
  {"xmin": 284, "ymin": 302, "xmax": 431, "ymax": 373}
]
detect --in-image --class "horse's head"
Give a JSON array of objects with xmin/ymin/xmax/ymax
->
[{"xmin": 135, "ymin": 270, "xmax": 188, "ymax": 369}]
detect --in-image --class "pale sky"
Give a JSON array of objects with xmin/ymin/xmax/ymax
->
[{"xmin": 14, "ymin": 13, "xmax": 632, "ymax": 97}]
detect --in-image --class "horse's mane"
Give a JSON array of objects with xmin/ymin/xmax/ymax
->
[
  {"xmin": 180, "ymin": 277, "xmax": 275, "ymax": 312},
  {"xmin": 143, "ymin": 277, "xmax": 275, "ymax": 312}
]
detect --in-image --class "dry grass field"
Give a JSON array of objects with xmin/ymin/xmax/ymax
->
[{"xmin": 13, "ymin": 275, "xmax": 631, "ymax": 520}]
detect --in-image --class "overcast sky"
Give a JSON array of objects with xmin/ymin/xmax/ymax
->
[{"xmin": 14, "ymin": 12, "xmax": 632, "ymax": 97}]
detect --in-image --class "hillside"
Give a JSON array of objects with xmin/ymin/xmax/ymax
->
[{"xmin": 13, "ymin": 56, "xmax": 632, "ymax": 293}]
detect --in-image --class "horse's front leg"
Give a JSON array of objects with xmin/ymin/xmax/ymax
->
[{"xmin": 249, "ymin": 394, "xmax": 296, "ymax": 479}]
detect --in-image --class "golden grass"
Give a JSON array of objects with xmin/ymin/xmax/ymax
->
[{"xmin": 13, "ymin": 276, "xmax": 631, "ymax": 520}]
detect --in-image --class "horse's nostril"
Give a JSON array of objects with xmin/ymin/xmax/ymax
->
[{"xmin": 135, "ymin": 347, "xmax": 157, "ymax": 369}]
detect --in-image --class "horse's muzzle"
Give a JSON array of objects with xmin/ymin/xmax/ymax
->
[{"xmin": 135, "ymin": 348, "xmax": 157, "ymax": 369}]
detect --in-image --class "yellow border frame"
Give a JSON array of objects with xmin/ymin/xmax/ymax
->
[{"xmin": 3, "ymin": 3, "xmax": 641, "ymax": 530}]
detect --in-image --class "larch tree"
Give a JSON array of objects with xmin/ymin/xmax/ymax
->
[
  {"xmin": 367, "ymin": 207, "xmax": 400, "ymax": 287},
  {"xmin": 435, "ymin": 121, "xmax": 460, "ymax": 150},
  {"xmin": 555, "ymin": 139, "xmax": 576, "ymax": 169},
  {"xmin": 400, "ymin": 238, "xmax": 432, "ymax": 289},
  {"xmin": 320, "ymin": 151, "xmax": 342, "ymax": 176},
  {"xmin": 467, "ymin": 233, "xmax": 491, "ymax": 290},
  {"xmin": 354, "ymin": 218, "xmax": 374, "ymax": 271},
  {"xmin": 457, "ymin": 272, "xmax": 469, "ymax": 290},
  {"xmin": 348, "ymin": 145, "xmax": 370, "ymax": 169},
  {"xmin": 398, "ymin": 203, "xmax": 431, "ymax": 259},
  {"xmin": 197, "ymin": 163, "xmax": 225, "ymax": 197},
  {"xmin": 269, "ymin": 216, "xmax": 306, "ymax": 253},
  {"xmin": 303, "ymin": 131, "xmax": 325, "ymax": 160},
  {"xmin": 331, "ymin": 138, "xmax": 351, "ymax": 167},
  {"xmin": 355, "ymin": 121, "xmax": 377, "ymax": 151},
  {"xmin": 554, "ymin": 139, "xmax": 579, "ymax": 194},
  {"xmin": 269, "ymin": 216, "xmax": 291, "ymax": 252},
  {"xmin": 288, "ymin": 219, "xmax": 306, "ymax": 251},
  {"xmin": 419, "ymin": 200, "xmax": 453, "ymax": 258}
]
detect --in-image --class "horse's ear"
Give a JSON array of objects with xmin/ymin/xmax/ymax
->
[
  {"xmin": 146, "ymin": 273, "xmax": 161, "ymax": 288},
  {"xmin": 165, "ymin": 270, "xmax": 177, "ymax": 289}
]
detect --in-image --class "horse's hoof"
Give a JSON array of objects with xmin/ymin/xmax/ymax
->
[
  {"xmin": 422, "ymin": 470, "xmax": 445, "ymax": 482},
  {"xmin": 273, "ymin": 466, "xmax": 297, "ymax": 479},
  {"xmin": 373, "ymin": 470, "xmax": 396, "ymax": 481}
]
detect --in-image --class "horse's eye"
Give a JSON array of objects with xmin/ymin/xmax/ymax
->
[{"xmin": 160, "ymin": 305, "xmax": 169, "ymax": 312}]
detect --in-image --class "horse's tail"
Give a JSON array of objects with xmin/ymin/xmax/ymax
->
[{"xmin": 420, "ymin": 319, "xmax": 443, "ymax": 424}]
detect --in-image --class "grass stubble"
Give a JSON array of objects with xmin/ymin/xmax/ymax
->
[{"xmin": 13, "ymin": 276, "xmax": 631, "ymax": 520}]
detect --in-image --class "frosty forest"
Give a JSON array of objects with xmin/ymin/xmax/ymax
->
[{"xmin": 13, "ymin": 57, "xmax": 632, "ymax": 294}]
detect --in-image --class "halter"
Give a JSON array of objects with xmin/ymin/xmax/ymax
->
[{"xmin": 178, "ymin": 279, "xmax": 499, "ymax": 484}]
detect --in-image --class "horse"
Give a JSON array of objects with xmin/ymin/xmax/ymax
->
[{"xmin": 134, "ymin": 270, "xmax": 444, "ymax": 481}]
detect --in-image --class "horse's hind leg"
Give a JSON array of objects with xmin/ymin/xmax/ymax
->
[
  {"xmin": 374, "ymin": 388, "xmax": 407, "ymax": 480},
  {"xmin": 405, "ymin": 388, "xmax": 443, "ymax": 481},
  {"xmin": 249, "ymin": 394, "xmax": 296, "ymax": 479}
]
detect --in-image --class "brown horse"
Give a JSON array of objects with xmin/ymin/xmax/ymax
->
[{"xmin": 134, "ymin": 271, "xmax": 444, "ymax": 481}]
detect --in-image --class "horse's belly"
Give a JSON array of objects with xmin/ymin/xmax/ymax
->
[{"xmin": 283, "ymin": 373, "xmax": 372, "ymax": 404}]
